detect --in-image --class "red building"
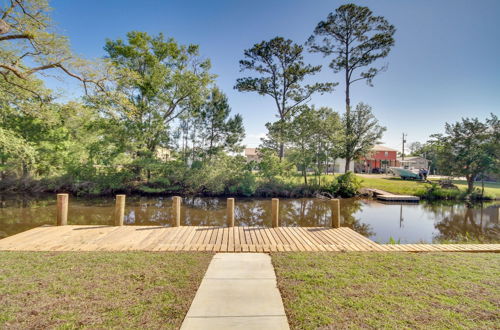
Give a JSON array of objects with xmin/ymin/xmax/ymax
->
[{"xmin": 355, "ymin": 145, "xmax": 399, "ymax": 173}]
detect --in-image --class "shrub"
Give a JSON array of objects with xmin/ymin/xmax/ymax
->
[
  {"xmin": 327, "ymin": 172, "xmax": 362, "ymax": 198},
  {"xmin": 416, "ymin": 183, "xmax": 493, "ymax": 200},
  {"xmin": 184, "ymin": 153, "xmax": 257, "ymax": 196},
  {"xmin": 257, "ymin": 150, "xmax": 293, "ymax": 181}
]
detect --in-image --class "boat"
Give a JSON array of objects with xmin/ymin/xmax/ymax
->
[{"xmin": 388, "ymin": 167, "xmax": 420, "ymax": 180}]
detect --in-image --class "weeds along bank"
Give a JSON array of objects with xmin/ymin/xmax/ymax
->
[
  {"xmin": 0, "ymin": 156, "xmax": 362, "ymax": 198},
  {"xmin": 1, "ymin": 160, "xmax": 496, "ymax": 201}
]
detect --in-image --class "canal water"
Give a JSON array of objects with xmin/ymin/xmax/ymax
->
[{"xmin": 0, "ymin": 195, "xmax": 498, "ymax": 244}]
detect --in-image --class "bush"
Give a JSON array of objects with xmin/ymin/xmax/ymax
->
[
  {"xmin": 184, "ymin": 153, "xmax": 257, "ymax": 196},
  {"xmin": 327, "ymin": 172, "xmax": 362, "ymax": 198},
  {"xmin": 416, "ymin": 183, "xmax": 493, "ymax": 201},
  {"xmin": 257, "ymin": 150, "xmax": 293, "ymax": 181}
]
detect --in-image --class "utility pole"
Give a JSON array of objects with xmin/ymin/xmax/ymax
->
[{"xmin": 402, "ymin": 133, "xmax": 407, "ymax": 160}]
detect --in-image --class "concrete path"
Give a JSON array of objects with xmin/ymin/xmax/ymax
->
[{"xmin": 181, "ymin": 253, "xmax": 289, "ymax": 330}]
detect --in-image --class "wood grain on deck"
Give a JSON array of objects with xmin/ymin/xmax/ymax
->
[{"xmin": 1, "ymin": 225, "xmax": 498, "ymax": 252}]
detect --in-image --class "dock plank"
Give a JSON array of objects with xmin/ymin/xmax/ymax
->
[{"xmin": 1, "ymin": 225, "xmax": 498, "ymax": 253}]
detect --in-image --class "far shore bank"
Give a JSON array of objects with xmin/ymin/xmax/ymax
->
[{"xmin": 1, "ymin": 173, "xmax": 498, "ymax": 201}]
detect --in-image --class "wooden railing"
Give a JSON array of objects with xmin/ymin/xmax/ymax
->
[{"xmin": 55, "ymin": 193, "xmax": 342, "ymax": 228}]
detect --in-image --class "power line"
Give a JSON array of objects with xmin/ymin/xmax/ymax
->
[{"xmin": 402, "ymin": 133, "xmax": 407, "ymax": 160}]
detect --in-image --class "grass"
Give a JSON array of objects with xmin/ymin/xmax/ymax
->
[
  {"xmin": 450, "ymin": 180, "xmax": 500, "ymax": 198},
  {"xmin": 358, "ymin": 175, "xmax": 500, "ymax": 199},
  {"xmin": 0, "ymin": 251, "xmax": 213, "ymax": 329},
  {"xmin": 278, "ymin": 172, "xmax": 500, "ymax": 199},
  {"xmin": 272, "ymin": 252, "xmax": 500, "ymax": 329},
  {"xmin": 358, "ymin": 175, "xmax": 431, "ymax": 195}
]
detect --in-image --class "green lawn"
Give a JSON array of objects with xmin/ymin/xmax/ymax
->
[
  {"xmin": 358, "ymin": 175, "xmax": 500, "ymax": 199},
  {"xmin": 358, "ymin": 175, "xmax": 431, "ymax": 195},
  {"xmin": 272, "ymin": 252, "xmax": 500, "ymax": 329},
  {"xmin": 276, "ymin": 173, "xmax": 500, "ymax": 199},
  {"xmin": 0, "ymin": 252, "xmax": 213, "ymax": 329},
  {"xmin": 450, "ymin": 179, "xmax": 500, "ymax": 198}
]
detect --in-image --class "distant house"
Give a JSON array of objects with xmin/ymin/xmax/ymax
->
[
  {"xmin": 355, "ymin": 145, "xmax": 398, "ymax": 173},
  {"xmin": 244, "ymin": 148, "xmax": 260, "ymax": 162},
  {"xmin": 397, "ymin": 156, "xmax": 429, "ymax": 170},
  {"xmin": 326, "ymin": 159, "xmax": 355, "ymax": 174}
]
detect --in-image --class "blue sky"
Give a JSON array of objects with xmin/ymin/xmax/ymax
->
[{"xmin": 48, "ymin": 0, "xmax": 500, "ymax": 151}]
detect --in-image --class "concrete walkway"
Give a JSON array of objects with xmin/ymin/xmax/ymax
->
[{"xmin": 181, "ymin": 253, "xmax": 289, "ymax": 330}]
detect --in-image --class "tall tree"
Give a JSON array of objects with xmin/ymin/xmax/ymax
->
[
  {"xmin": 341, "ymin": 103, "xmax": 386, "ymax": 169},
  {"xmin": 285, "ymin": 106, "xmax": 342, "ymax": 184},
  {"xmin": 235, "ymin": 37, "xmax": 335, "ymax": 160},
  {"xmin": 308, "ymin": 4, "xmax": 395, "ymax": 171},
  {"xmin": 286, "ymin": 107, "xmax": 318, "ymax": 185},
  {"xmin": 0, "ymin": 74, "xmax": 49, "ymax": 178},
  {"xmin": 0, "ymin": 0, "xmax": 105, "ymax": 96},
  {"xmin": 433, "ymin": 115, "xmax": 498, "ymax": 194},
  {"xmin": 317, "ymin": 107, "xmax": 343, "ymax": 175},
  {"xmin": 197, "ymin": 87, "xmax": 245, "ymax": 158},
  {"xmin": 90, "ymin": 31, "xmax": 213, "ymax": 177}
]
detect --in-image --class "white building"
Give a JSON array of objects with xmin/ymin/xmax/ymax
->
[
  {"xmin": 397, "ymin": 156, "xmax": 429, "ymax": 170},
  {"xmin": 326, "ymin": 158, "xmax": 355, "ymax": 174}
]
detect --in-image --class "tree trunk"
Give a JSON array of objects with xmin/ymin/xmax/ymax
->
[
  {"xmin": 302, "ymin": 167, "xmax": 307, "ymax": 185},
  {"xmin": 0, "ymin": 156, "xmax": 5, "ymax": 181},
  {"xmin": 279, "ymin": 142, "xmax": 284, "ymax": 161},
  {"xmin": 22, "ymin": 161, "xmax": 29, "ymax": 178},
  {"xmin": 481, "ymin": 176, "xmax": 485, "ymax": 199},
  {"xmin": 466, "ymin": 175, "xmax": 474, "ymax": 194},
  {"xmin": 345, "ymin": 157, "xmax": 351, "ymax": 173},
  {"xmin": 344, "ymin": 45, "xmax": 351, "ymax": 173}
]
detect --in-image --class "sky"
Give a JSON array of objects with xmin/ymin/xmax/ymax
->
[{"xmin": 47, "ymin": 0, "xmax": 500, "ymax": 152}]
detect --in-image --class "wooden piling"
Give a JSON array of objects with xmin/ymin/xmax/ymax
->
[
  {"xmin": 331, "ymin": 199, "xmax": 341, "ymax": 228},
  {"xmin": 114, "ymin": 195, "xmax": 126, "ymax": 226},
  {"xmin": 173, "ymin": 196, "xmax": 181, "ymax": 227},
  {"xmin": 56, "ymin": 193, "xmax": 68, "ymax": 226},
  {"xmin": 227, "ymin": 198, "xmax": 235, "ymax": 227},
  {"xmin": 271, "ymin": 198, "xmax": 279, "ymax": 228}
]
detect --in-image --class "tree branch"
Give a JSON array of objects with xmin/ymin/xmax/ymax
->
[
  {"xmin": 0, "ymin": 33, "xmax": 32, "ymax": 41},
  {"xmin": 0, "ymin": 70, "xmax": 44, "ymax": 100}
]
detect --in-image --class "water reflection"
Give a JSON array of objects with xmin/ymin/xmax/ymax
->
[{"xmin": 0, "ymin": 194, "xmax": 498, "ymax": 243}]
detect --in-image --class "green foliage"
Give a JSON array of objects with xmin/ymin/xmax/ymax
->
[
  {"xmin": 235, "ymin": 36, "xmax": 335, "ymax": 158},
  {"xmin": 88, "ymin": 31, "xmax": 214, "ymax": 168},
  {"xmin": 431, "ymin": 114, "xmax": 498, "ymax": 194},
  {"xmin": 308, "ymin": 4, "xmax": 396, "ymax": 86},
  {"xmin": 328, "ymin": 172, "xmax": 362, "ymax": 198},
  {"xmin": 308, "ymin": 4, "xmax": 395, "ymax": 171},
  {"xmin": 189, "ymin": 87, "xmax": 245, "ymax": 158},
  {"xmin": 3, "ymin": 1, "xmax": 495, "ymax": 203},
  {"xmin": 285, "ymin": 106, "xmax": 343, "ymax": 184},
  {"xmin": 0, "ymin": 0, "xmax": 104, "ymax": 96},
  {"xmin": 0, "ymin": 127, "xmax": 35, "ymax": 172},
  {"xmin": 185, "ymin": 154, "xmax": 256, "ymax": 196},
  {"xmin": 416, "ymin": 183, "xmax": 492, "ymax": 201},
  {"xmin": 340, "ymin": 103, "xmax": 386, "ymax": 170},
  {"xmin": 388, "ymin": 237, "xmax": 401, "ymax": 244},
  {"xmin": 257, "ymin": 149, "xmax": 293, "ymax": 181}
]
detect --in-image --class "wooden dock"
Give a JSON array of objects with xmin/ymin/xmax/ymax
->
[
  {"xmin": 0, "ymin": 225, "xmax": 498, "ymax": 252},
  {"xmin": 364, "ymin": 188, "xmax": 420, "ymax": 202}
]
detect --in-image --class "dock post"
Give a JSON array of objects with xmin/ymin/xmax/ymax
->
[
  {"xmin": 173, "ymin": 196, "xmax": 181, "ymax": 227},
  {"xmin": 331, "ymin": 199, "xmax": 341, "ymax": 228},
  {"xmin": 272, "ymin": 198, "xmax": 279, "ymax": 228},
  {"xmin": 114, "ymin": 195, "xmax": 126, "ymax": 226},
  {"xmin": 56, "ymin": 193, "xmax": 68, "ymax": 226},
  {"xmin": 227, "ymin": 198, "xmax": 235, "ymax": 227}
]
